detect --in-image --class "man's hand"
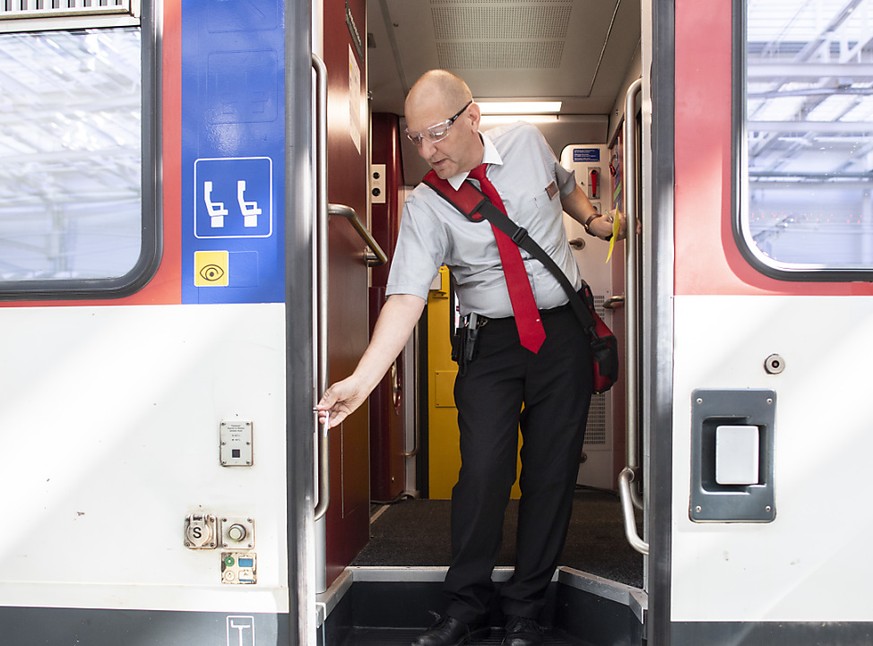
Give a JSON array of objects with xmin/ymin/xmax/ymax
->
[
  {"xmin": 314, "ymin": 293, "xmax": 426, "ymax": 429},
  {"xmin": 589, "ymin": 209, "xmax": 627, "ymax": 241},
  {"xmin": 316, "ymin": 375, "xmax": 367, "ymax": 428}
]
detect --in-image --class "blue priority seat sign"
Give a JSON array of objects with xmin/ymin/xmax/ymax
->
[
  {"xmin": 181, "ymin": 1, "xmax": 285, "ymax": 305},
  {"xmin": 194, "ymin": 157, "xmax": 273, "ymax": 239}
]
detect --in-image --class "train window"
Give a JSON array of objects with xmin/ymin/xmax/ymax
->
[
  {"xmin": 0, "ymin": 4, "xmax": 159, "ymax": 299},
  {"xmin": 736, "ymin": 0, "xmax": 873, "ymax": 279}
]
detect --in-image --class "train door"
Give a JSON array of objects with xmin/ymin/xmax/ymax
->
[
  {"xmin": 659, "ymin": 0, "xmax": 873, "ymax": 643},
  {"xmin": 315, "ymin": 0, "xmax": 373, "ymax": 594}
]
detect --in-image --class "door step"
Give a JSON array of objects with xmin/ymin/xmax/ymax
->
[
  {"xmin": 337, "ymin": 626, "xmax": 586, "ymax": 644},
  {"xmin": 317, "ymin": 567, "xmax": 646, "ymax": 646}
]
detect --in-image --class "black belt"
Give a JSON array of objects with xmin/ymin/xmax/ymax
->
[{"xmin": 464, "ymin": 300, "xmax": 572, "ymax": 328}]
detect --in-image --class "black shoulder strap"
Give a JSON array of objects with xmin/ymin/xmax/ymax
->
[{"xmin": 422, "ymin": 170, "xmax": 597, "ymax": 333}]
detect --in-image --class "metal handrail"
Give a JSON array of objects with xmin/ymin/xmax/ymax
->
[
  {"xmin": 328, "ymin": 203, "xmax": 388, "ymax": 266},
  {"xmin": 619, "ymin": 468, "xmax": 649, "ymax": 555},
  {"xmin": 312, "ymin": 53, "xmax": 330, "ymax": 522},
  {"xmin": 603, "ymin": 295, "xmax": 625, "ymax": 310},
  {"xmin": 618, "ymin": 77, "xmax": 648, "ymax": 554}
]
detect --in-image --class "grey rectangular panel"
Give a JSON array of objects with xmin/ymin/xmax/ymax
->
[{"xmin": 690, "ymin": 389, "xmax": 776, "ymax": 522}]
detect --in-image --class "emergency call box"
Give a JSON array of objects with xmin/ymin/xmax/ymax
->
[{"xmin": 220, "ymin": 420, "xmax": 253, "ymax": 466}]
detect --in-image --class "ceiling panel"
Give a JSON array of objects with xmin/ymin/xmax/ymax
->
[{"xmin": 368, "ymin": 0, "xmax": 641, "ymax": 116}]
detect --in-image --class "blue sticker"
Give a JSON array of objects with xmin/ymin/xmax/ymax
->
[
  {"xmin": 572, "ymin": 148, "xmax": 600, "ymax": 163},
  {"xmin": 181, "ymin": 0, "xmax": 285, "ymax": 305},
  {"xmin": 194, "ymin": 157, "xmax": 272, "ymax": 239}
]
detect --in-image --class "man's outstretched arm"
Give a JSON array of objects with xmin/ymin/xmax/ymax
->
[{"xmin": 316, "ymin": 293, "xmax": 426, "ymax": 427}]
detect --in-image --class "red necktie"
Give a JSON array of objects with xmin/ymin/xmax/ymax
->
[{"xmin": 468, "ymin": 164, "xmax": 546, "ymax": 353}]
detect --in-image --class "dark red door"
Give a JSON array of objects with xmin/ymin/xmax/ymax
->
[
  {"xmin": 323, "ymin": 0, "xmax": 370, "ymax": 588},
  {"xmin": 369, "ymin": 113, "xmax": 406, "ymax": 503}
]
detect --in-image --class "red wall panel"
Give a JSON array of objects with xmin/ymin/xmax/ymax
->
[{"xmin": 673, "ymin": 0, "xmax": 873, "ymax": 297}]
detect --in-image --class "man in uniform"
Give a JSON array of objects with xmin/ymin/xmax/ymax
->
[{"xmin": 317, "ymin": 69, "xmax": 623, "ymax": 646}]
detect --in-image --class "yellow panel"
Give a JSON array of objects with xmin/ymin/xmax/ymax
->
[
  {"xmin": 194, "ymin": 250, "xmax": 229, "ymax": 287},
  {"xmin": 434, "ymin": 370, "xmax": 456, "ymax": 407},
  {"xmin": 427, "ymin": 266, "xmax": 521, "ymax": 500}
]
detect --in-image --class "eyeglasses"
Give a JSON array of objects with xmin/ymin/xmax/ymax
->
[{"xmin": 404, "ymin": 100, "xmax": 473, "ymax": 147}]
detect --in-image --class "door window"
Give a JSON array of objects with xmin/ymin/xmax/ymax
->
[
  {"xmin": 0, "ymin": 5, "xmax": 157, "ymax": 298},
  {"xmin": 737, "ymin": 0, "xmax": 873, "ymax": 278}
]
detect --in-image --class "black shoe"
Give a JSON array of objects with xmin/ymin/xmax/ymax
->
[
  {"xmin": 502, "ymin": 615, "xmax": 543, "ymax": 646},
  {"xmin": 412, "ymin": 615, "xmax": 485, "ymax": 646}
]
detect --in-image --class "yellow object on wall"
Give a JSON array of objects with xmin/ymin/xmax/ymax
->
[{"xmin": 426, "ymin": 266, "xmax": 522, "ymax": 500}]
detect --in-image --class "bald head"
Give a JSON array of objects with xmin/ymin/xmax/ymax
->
[
  {"xmin": 405, "ymin": 70, "xmax": 472, "ymax": 117},
  {"xmin": 404, "ymin": 70, "xmax": 483, "ymax": 178}
]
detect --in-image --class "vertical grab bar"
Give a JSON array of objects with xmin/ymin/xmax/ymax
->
[
  {"xmin": 618, "ymin": 77, "xmax": 649, "ymax": 555},
  {"xmin": 312, "ymin": 53, "xmax": 330, "ymax": 522}
]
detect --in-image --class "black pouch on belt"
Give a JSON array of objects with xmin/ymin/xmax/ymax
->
[
  {"xmin": 452, "ymin": 313, "xmax": 482, "ymax": 373},
  {"xmin": 451, "ymin": 327, "xmax": 465, "ymax": 364}
]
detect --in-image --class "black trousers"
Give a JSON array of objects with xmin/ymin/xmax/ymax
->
[{"xmin": 445, "ymin": 304, "xmax": 593, "ymax": 623}]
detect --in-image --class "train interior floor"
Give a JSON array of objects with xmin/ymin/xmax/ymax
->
[
  {"xmin": 319, "ymin": 489, "xmax": 645, "ymax": 645},
  {"xmin": 353, "ymin": 488, "xmax": 643, "ymax": 588}
]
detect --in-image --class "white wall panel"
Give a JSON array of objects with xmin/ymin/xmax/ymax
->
[
  {"xmin": 672, "ymin": 294, "xmax": 873, "ymax": 622},
  {"xmin": 0, "ymin": 303, "xmax": 288, "ymax": 612}
]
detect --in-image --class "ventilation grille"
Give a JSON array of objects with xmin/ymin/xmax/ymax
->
[
  {"xmin": 585, "ymin": 392, "xmax": 607, "ymax": 445},
  {"xmin": 432, "ymin": 1, "xmax": 571, "ymax": 70},
  {"xmin": 593, "ymin": 293, "xmax": 606, "ymax": 317},
  {"xmin": 437, "ymin": 40, "xmax": 564, "ymax": 70},
  {"xmin": 432, "ymin": 5, "xmax": 571, "ymax": 40},
  {"xmin": 430, "ymin": 0, "xmax": 572, "ymax": 3}
]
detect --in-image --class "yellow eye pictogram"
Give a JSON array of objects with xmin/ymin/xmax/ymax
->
[
  {"xmin": 194, "ymin": 251, "xmax": 229, "ymax": 287},
  {"xmin": 199, "ymin": 264, "xmax": 225, "ymax": 281}
]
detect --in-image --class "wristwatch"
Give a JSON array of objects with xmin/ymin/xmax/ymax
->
[
  {"xmin": 583, "ymin": 212, "xmax": 614, "ymax": 241},
  {"xmin": 583, "ymin": 213, "xmax": 600, "ymax": 236}
]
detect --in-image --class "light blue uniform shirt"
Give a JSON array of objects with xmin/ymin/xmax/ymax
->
[{"xmin": 386, "ymin": 122, "xmax": 582, "ymax": 318}]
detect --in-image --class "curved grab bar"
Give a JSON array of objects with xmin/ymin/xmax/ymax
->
[
  {"xmin": 603, "ymin": 295, "xmax": 625, "ymax": 310},
  {"xmin": 314, "ymin": 412, "xmax": 330, "ymax": 520},
  {"xmin": 618, "ymin": 77, "xmax": 647, "ymax": 553},
  {"xmin": 624, "ymin": 78, "xmax": 645, "ymax": 514},
  {"xmin": 619, "ymin": 467, "xmax": 649, "ymax": 555},
  {"xmin": 328, "ymin": 203, "xmax": 388, "ymax": 266},
  {"xmin": 312, "ymin": 53, "xmax": 330, "ymax": 522}
]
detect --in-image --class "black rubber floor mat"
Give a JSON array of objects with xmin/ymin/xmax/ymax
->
[{"xmin": 353, "ymin": 490, "xmax": 643, "ymax": 588}]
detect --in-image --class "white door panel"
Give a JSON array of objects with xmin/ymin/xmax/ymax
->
[{"xmin": 672, "ymin": 295, "xmax": 873, "ymax": 621}]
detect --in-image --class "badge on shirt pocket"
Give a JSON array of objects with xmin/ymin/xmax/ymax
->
[{"xmin": 545, "ymin": 180, "xmax": 558, "ymax": 200}]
